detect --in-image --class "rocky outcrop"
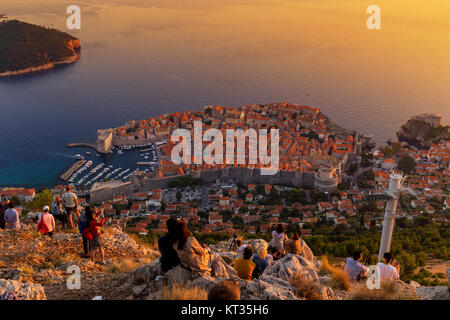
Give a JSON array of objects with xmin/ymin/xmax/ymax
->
[
  {"xmin": 415, "ymin": 268, "xmax": 450, "ymax": 300},
  {"xmin": 396, "ymin": 116, "xmax": 448, "ymax": 146},
  {"xmin": 110, "ymin": 239, "xmax": 334, "ymax": 301},
  {"xmin": 0, "ymin": 279, "xmax": 46, "ymax": 300},
  {"xmin": 416, "ymin": 286, "xmax": 450, "ymax": 300},
  {"xmin": 397, "ymin": 119, "xmax": 432, "ymax": 142}
]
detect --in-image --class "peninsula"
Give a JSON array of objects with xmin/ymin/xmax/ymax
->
[{"xmin": 0, "ymin": 20, "xmax": 81, "ymax": 77}]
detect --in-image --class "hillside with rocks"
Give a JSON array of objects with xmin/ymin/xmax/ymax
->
[{"xmin": 0, "ymin": 224, "xmax": 448, "ymax": 300}]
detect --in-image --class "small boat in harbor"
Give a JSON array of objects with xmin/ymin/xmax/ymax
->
[{"xmin": 75, "ymin": 154, "xmax": 84, "ymax": 160}]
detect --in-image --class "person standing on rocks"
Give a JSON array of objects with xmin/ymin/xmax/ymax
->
[
  {"xmin": 233, "ymin": 247, "xmax": 256, "ymax": 282},
  {"xmin": 37, "ymin": 206, "xmax": 56, "ymax": 238},
  {"xmin": 158, "ymin": 217, "xmax": 181, "ymax": 272},
  {"xmin": 4, "ymin": 201, "xmax": 20, "ymax": 230},
  {"xmin": 61, "ymin": 185, "xmax": 79, "ymax": 229},
  {"xmin": 86, "ymin": 207, "xmax": 105, "ymax": 264},
  {"xmin": 51, "ymin": 194, "xmax": 65, "ymax": 229},
  {"xmin": 79, "ymin": 207, "xmax": 92, "ymax": 257}
]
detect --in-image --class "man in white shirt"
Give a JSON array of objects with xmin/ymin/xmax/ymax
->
[
  {"xmin": 61, "ymin": 185, "xmax": 79, "ymax": 229},
  {"xmin": 377, "ymin": 252, "xmax": 400, "ymax": 282}
]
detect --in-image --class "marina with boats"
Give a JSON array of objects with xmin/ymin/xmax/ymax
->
[{"xmin": 60, "ymin": 142, "xmax": 161, "ymax": 188}]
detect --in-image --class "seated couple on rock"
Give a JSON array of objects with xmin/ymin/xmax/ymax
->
[
  {"xmin": 158, "ymin": 218, "xmax": 235, "ymax": 279},
  {"xmin": 343, "ymin": 251, "xmax": 400, "ymax": 282},
  {"xmin": 269, "ymin": 224, "xmax": 313, "ymax": 261},
  {"xmin": 233, "ymin": 243, "xmax": 274, "ymax": 281}
]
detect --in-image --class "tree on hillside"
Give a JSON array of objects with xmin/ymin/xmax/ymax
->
[
  {"xmin": 26, "ymin": 188, "xmax": 53, "ymax": 212},
  {"xmin": 398, "ymin": 155, "xmax": 416, "ymax": 174}
]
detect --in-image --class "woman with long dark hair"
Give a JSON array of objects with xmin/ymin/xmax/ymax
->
[{"xmin": 172, "ymin": 220, "xmax": 212, "ymax": 277}]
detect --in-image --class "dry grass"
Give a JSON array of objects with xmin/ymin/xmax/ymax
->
[
  {"xmin": 18, "ymin": 263, "xmax": 34, "ymax": 275},
  {"xmin": 52, "ymin": 252, "xmax": 82, "ymax": 267},
  {"xmin": 290, "ymin": 274, "xmax": 323, "ymax": 300},
  {"xmin": 104, "ymin": 258, "xmax": 150, "ymax": 275},
  {"xmin": 128, "ymin": 233, "xmax": 159, "ymax": 251},
  {"xmin": 346, "ymin": 280, "xmax": 416, "ymax": 300},
  {"xmin": 158, "ymin": 282, "xmax": 208, "ymax": 300},
  {"xmin": 320, "ymin": 256, "xmax": 351, "ymax": 291}
]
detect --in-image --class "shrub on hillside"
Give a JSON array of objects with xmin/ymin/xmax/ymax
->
[
  {"xmin": 320, "ymin": 256, "xmax": 351, "ymax": 291},
  {"xmin": 290, "ymin": 274, "xmax": 322, "ymax": 300}
]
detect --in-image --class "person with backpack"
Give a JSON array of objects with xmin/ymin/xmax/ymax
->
[
  {"xmin": 37, "ymin": 206, "xmax": 56, "ymax": 237},
  {"xmin": 61, "ymin": 185, "xmax": 79, "ymax": 229},
  {"xmin": 78, "ymin": 207, "xmax": 92, "ymax": 257},
  {"xmin": 86, "ymin": 206, "xmax": 105, "ymax": 264}
]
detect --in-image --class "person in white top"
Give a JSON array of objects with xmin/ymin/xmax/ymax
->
[
  {"xmin": 377, "ymin": 252, "xmax": 400, "ymax": 282},
  {"xmin": 61, "ymin": 185, "xmax": 79, "ymax": 229},
  {"xmin": 37, "ymin": 206, "xmax": 56, "ymax": 237},
  {"xmin": 270, "ymin": 224, "xmax": 288, "ymax": 252}
]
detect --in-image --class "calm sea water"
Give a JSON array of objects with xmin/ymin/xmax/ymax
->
[{"xmin": 0, "ymin": 0, "xmax": 449, "ymax": 188}]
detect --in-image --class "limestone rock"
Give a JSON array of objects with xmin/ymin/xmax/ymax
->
[
  {"xmin": 241, "ymin": 275, "xmax": 299, "ymax": 300},
  {"xmin": 0, "ymin": 268, "xmax": 24, "ymax": 281},
  {"xmin": 164, "ymin": 265, "xmax": 193, "ymax": 285},
  {"xmin": 132, "ymin": 259, "xmax": 162, "ymax": 285},
  {"xmin": 211, "ymin": 253, "xmax": 238, "ymax": 279},
  {"xmin": 263, "ymin": 253, "xmax": 319, "ymax": 283},
  {"xmin": 416, "ymin": 286, "xmax": 450, "ymax": 300},
  {"xmin": 0, "ymin": 279, "xmax": 46, "ymax": 300}
]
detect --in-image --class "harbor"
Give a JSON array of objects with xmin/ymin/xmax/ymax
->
[
  {"xmin": 60, "ymin": 143, "xmax": 160, "ymax": 188},
  {"xmin": 60, "ymin": 160, "xmax": 86, "ymax": 181}
]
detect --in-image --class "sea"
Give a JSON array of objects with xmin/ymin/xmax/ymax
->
[{"xmin": 0, "ymin": 0, "xmax": 449, "ymax": 189}]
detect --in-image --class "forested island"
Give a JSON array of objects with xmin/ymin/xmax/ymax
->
[{"xmin": 0, "ymin": 20, "xmax": 81, "ymax": 77}]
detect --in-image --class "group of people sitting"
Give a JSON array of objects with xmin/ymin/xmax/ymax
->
[
  {"xmin": 344, "ymin": 251, "xmax": 400, "ymax": 282},
  {"xmin": 158, "ymin": 221, "xmax": 307, "ymax": 284},
  {"xmin": 231, "ymin": 223, "xmax": 307, "ymax": 282}
]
